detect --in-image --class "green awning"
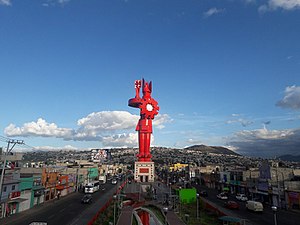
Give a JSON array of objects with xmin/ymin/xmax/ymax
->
[{"xmin": 223, "ymin": 187, "xmax": 229, "ymax": 191}]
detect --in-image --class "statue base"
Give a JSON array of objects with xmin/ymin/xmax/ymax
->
[{"xmin": 134, "ymin": 161, "xmax": 155, "ymax": 183}]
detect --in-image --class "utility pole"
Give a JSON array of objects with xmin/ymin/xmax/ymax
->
[
  {"xmin": 76, "ymin": 154, "xmax": 82, "ymax": 192},
  {"xmin": 0, "ymin": 139, "xmax": 24, "ymax": 201}
]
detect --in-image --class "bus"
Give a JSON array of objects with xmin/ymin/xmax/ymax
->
[{"xmin": 84, "ymin": 181, "xmax": 100, "ymax": 193}]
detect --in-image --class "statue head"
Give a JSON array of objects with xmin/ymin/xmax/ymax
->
[{"xmin": 142, "ymin": 79, "xmax": 152, "ymax": 98}]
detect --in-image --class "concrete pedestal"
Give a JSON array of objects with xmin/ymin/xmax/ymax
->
[{"xmin": 134, "ymin": 161, "xmax": 155, "ymax": 183}]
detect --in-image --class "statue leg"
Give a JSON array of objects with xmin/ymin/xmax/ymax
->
[
  {"xmin": 139, "ymin": 132, "xmax": 145, "ymax": 161},
  {"xmin": 144, "ymin": 133, "xmax": 151, "ymax": 161}
]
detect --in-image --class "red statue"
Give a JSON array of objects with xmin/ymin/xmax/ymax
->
[{"xmin": 128, "ymin": 79, "xmax": 159, "ymax": 162}]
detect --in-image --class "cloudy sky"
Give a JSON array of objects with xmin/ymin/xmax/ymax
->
[{"xmin": 0, "ymin": 0, "xmax": 300, "ymax": 157}]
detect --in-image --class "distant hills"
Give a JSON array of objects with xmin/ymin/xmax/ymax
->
[
  {"xmin": 184, "ymin": 145, "xmax": 240, "ymax": 156},
  {"xmin": 277, "ymin": 154, "xmax": 300, "ymax": 162}
]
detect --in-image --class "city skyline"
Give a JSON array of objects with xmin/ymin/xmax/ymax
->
[{"xmin": 0, "ymin": 0, "xmax": 300, "ymax": 157}]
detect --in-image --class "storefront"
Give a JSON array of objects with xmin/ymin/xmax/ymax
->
[
  {"xmin": 44, "ymin": 187, "xmax": 56, "ymax": 201},
  {"xmin": 1, "ymin": 191, "xmax": 26, "ymax": 217},
  {"xmin": 33, "ymin": 189, "xmax": 44, "ymax": 206},
  {"xmin": 287, "ymin": 191, "xmax": 300, "ymax": 210}
]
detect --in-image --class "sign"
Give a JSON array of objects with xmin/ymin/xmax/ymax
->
[
  {"xmin": 10, "ymin": 191, "xmax": 21, "ymax": 199},
  {"xmin": 91, "ymin": 149, "xmax": 111, "ymax": 162},
  {"xmin": 139, "ymin": 168, "xmax": 149, "ymax": 173}
]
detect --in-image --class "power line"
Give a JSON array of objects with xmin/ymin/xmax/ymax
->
[{"xmin": 0, "ymin": 138, "xmax": 25, "ymax": 199}]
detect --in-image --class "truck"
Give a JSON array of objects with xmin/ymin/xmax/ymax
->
[{"xmin": 99, "ymin": 175, "xmax": 106, "ymax": 184}]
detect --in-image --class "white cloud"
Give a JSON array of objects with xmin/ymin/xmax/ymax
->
[
  {"xmin": 203, "ymin": 8, "xmax": 225, "ymax": 18},
  {"xmin": 102, "ymin": 133, "xmax": 138, "ymax": 148},
  {"xmin": 187, "ymin": 138, "xmax": 203, "ymax": 145},
  {"xmin": 276, "ymin": 85, "xmax": 300, "ymax": 110},
  {"xmin": 226, "ymin": 114, "xmax": 253, "ymax": 127},
  {"xmin": 228, "ymin": 126, "xmax": 300, "ymax": 157},
  {"xmin": 4, "ymin": 118, "xmax": 73, "ymax": 138},
  {"xmin": 41, "ymin": 0, "xmax": 70, "ymax": 7},
  {"xmin": 14, "ymin": 144, "xmax": 79, "ymax": 152},
  {"xmin": 58, "ymin": 0, "xmax": 70, "ymax": 4},
  {"xmin": 259, "ymin": 0, "xmax": 300, "ymax": 12},
  {"xmin": 153, "ymin": 114, "xmax": 172, "ymax": 129},
  {"xmin": 226, "ymin": 118, "xmax": 253, "ymax": 127},
  {"xmin": 245, "ymin": 0, "xmax": 256, "ymax": 3},
  {"xmin": 4, "ymin": 111, "xmax": 170, "ymax": 148},
  {"xmin": 33, "ymin": 145, "xmax": 79, "ymax": 151},
  {"xmin": 233, "ymin": 126, "xmax": 293, "ymax": 140},
  {"xmin": 0, "ymin": 0, "xmax": 11, "ymax": 6},
  {"xmin": 77, "ymin": 111, "xmax": 139, "ymax": 131}
]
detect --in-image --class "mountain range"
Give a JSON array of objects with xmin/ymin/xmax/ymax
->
[{"xmin": 184, "ymin": 145, "xmax": 240, "ymax": 156}]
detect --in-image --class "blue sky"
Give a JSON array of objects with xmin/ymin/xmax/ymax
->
[{"xmin": 0, "ymin": 0, "xmax": 300, "ymax": 157}]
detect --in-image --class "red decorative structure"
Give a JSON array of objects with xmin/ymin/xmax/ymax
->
[
  {"xmin": 128, "ymin": 79, "xmax": 159, "ymax": 162},
  {"xmin": 129, "ymin": 79, "xmax": 159, "ymax": 182}
]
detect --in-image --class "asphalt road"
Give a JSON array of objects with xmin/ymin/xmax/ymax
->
[
  {"xmin": 0, "ymin": 182, "xmax": 120, "ymax": 225},
  {"xmin": 194, "ymin": 184, "xmax": 300, "ymax": 225}
]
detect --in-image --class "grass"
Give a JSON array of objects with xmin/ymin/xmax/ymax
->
[{"xmin": 178, "ymin": 200, "xmax": 220, "ymax": 225}]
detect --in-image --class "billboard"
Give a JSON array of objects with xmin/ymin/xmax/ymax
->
[
  {"xmin": 179, "ymin": 188, "xmax": 197, "ymax": 204},
  {"xmin": 91, "ymin": 149, "xmax": 111, "ymax": 162}
]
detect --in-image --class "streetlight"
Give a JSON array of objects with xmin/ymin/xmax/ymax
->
[
  {"xmin": 271, "ymin": 206, "xmax": 278, "ymax": 225},
  {"xmin": 163, "ymin": 207, "xmax": 168, "ymax": 225},
  {"xmin": 196, "ymin": 193, "xmax": 200, "ymax": 219},
  {"xmin": 113, "ymin": 195, "xmax": 117, "ymax": 225}
]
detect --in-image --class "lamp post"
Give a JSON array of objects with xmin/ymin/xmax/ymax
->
[
  {"xmin": 272, "ymin": 206, "xmax": 278, "ymax": 225},
  {"xmin": 113, "ymin": 195, "xmax": 117, "ymax": 225},
  {"xmin": 163, "ymin": 207, "xmax": 168, "ymax": 225},
  {"xmin": 196, "ymin": 193, "xmax": 200, "ymax": 219}
]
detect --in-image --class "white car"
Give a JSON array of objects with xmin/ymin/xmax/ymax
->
[
  {"xmin": 236, "ymin": 194, "xmax": 248, "ymax": 201},
  {"xmin": 217, "ymin": 193, "xmax": 228, "ymax": 200},
  {"xmin": 111, "ymin": 179, "xmax": 117, "ymax": 185},
  {"xmin": 246, "ymin": 200, "xmax": 263, "ymax": 212}
]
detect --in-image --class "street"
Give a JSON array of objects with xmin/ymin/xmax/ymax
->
[
  {"xmin": 0, "ymin": 182, "xmax": 118, "ymax": 225},
  {"xmin": 194, "ymin": 184, "xmax": 300, "ymax": 225}
]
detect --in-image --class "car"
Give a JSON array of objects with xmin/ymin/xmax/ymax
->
[
  {"xmin": 217, "ymin": 192, "xmax": 228, "ymax": 200},
  {"xmin": 246, "ymin": 200, "xmax": 263, "ymax": 212},
  {"xmin": 198, "ymin": 191, "xmax": 208, "ymax": 197},
  {"xmin": 111, "ymin": 179, "xmax": 117, "ymax": 185},
  {"xmin": 224, "ymin": 201, "xmax": 239, "ymax": 209},
  {"xmin": 236, "ymin": 193, "xmax": 248, "ymax": 201},
  {"xmin": 81, "ymin": 194, "xmax": 92, "ymax": 204}
]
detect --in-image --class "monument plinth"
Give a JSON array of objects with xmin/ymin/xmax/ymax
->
[{"xmin": 128, "ymin": 79, "xmax": 159, "ymax": 183}]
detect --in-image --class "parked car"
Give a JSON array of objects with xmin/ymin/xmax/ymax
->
[
  {"xmin": 198, "ymin": 191, "xmax": 208, "ymax": 197},
  {"xmin": 236, "ymin": 193, "xmax": 248, "ymax": 201},
  {"xmin": 111, "ymin": 179, "xmax": 117, "ymax": 185},
  {"xmin": 224, "ymin": 201, "xmax": 239, "ymax": 209},
  {"xmin": 246, "ymin": 200, "xmax": 263, "ymax": 212},
  {"xmin": 217, "ymin": 192, "xmax": 228, "ymax": 200},
  {"xmin": 81, "ymin": 194, "xmax": 92, "ymax": 204}
]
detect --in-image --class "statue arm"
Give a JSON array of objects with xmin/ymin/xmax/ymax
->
[{"xmin": 135, "ymin": 80, "xmax": 141, "ymax": 98}]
